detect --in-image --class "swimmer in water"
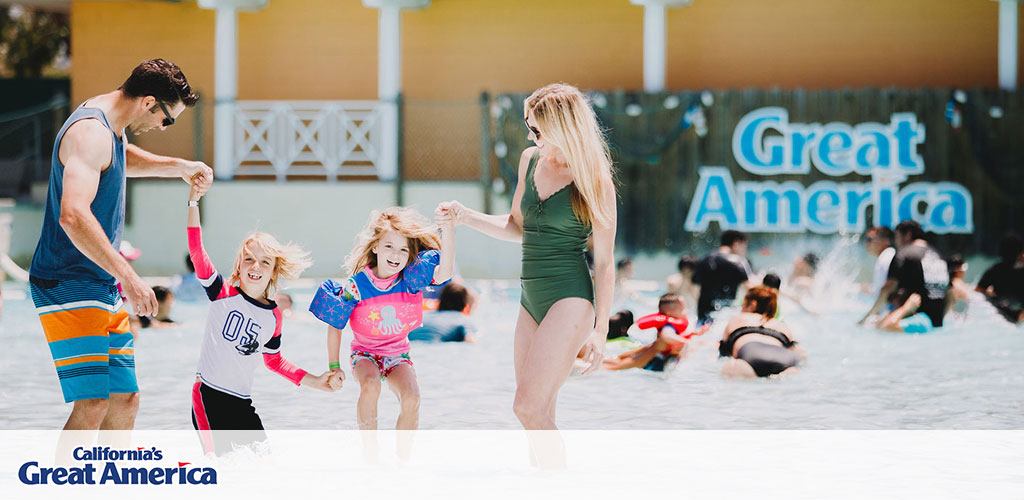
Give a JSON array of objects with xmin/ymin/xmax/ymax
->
[
  {"xmin": 666, "ymin": 254, "xmax": 699, "ymax": 307},
  {"xmin": 693, "ymin": 230, "xmax": 757, "ymax": 325},
  {"xmin": 719, "ymin": 286, "xmax": 805, "ymax": 378},
  {"xmin": 602, "ymin": 294, "xmax": 705, "ymax": 372},
  {"xmin": 876, "ymin": 290, "xmax": 933, "ymax": 334},
  {"xmin": 409, "ymin": 282, "xmax": 480, "ymax": 342}
]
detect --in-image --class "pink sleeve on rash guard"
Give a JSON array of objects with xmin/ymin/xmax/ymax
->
[
  {"xmin": 188, "ymin": 226, "xmax": 233, "ymax": 300},
  {"xmin": 262, "ymin": 308, "xmax": 308, "ymax": 386}
]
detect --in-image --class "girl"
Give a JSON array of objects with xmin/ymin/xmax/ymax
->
[
  {"xmin": 443, "ymin": 83, "xmax": 617, "ymax": 430},
  {"xmin": 309, "ymin": 206, "xmax": 454, "ymax": 430},
  {"xmin": 186, "ymin": 180, "xmax": 341, "ymax": 455}
]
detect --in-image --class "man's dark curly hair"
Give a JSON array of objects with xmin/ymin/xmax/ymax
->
[{"xmin": 118, "ymin": 59, "xmax": 198, "ymax": 107}]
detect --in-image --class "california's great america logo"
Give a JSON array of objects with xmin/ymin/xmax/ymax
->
[{"xmin": 18, "ymin": 446, "xmax": 217, "ymax": 485}]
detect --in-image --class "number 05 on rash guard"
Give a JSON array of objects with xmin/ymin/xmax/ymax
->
[
  {"xmin": 309, "ymin": 250, "xmax": 449, "ymax": 356},
  {"xmin": 188, "ymin": 227, "xmax": 307, "ymax": 398}
]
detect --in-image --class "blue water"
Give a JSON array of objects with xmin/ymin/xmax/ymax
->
[{"xmin": 1, "ymin": 272, "xmax": 1021, "ymax": 430}]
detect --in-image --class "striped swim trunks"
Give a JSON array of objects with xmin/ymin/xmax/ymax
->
[{"xmin": 30, "ymin": 277, "xmax": 138, "ymax": 403}]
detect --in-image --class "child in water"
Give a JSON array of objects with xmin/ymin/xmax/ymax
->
[
  {"xmin": 602, "ymin": 293, "xmax": 706, "ymax": 372},
  {"xmin": 186, "ymin": 179, "xmax": 342, "ymax": 456},
  {"xmin": 309, "ymin": 206, "xmax": 454, "ymax": 430}
]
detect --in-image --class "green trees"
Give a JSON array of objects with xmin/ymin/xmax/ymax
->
[{"xmin": 0, "ymin": 5, "xmax": 70, "ymax": 78}]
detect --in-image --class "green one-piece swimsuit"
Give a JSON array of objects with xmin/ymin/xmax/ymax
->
[{"xmin": 519, "ymin": 152, "xmax": 595, "ymax": 324}]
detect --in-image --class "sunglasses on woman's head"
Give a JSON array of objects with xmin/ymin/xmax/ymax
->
[{"xmin": 525, "ymin": 118, "xmax": 540, "ymax": 139}]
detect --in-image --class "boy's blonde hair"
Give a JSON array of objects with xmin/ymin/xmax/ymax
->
[
  {"xmin": 344, "ymin": 207, "xmax": 440, "ymax": 277},
  {"xmin": 230, "ymin": 233, "xmax": 312, "ymax": 299},
  {"xmin": 525, "ymin": 83, "xmax": 616, "ymax": 228}
]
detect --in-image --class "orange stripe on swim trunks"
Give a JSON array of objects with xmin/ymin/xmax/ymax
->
[
  {"xmin": 39, "ymin": 310, "xmax": 111, "ymax": 342},
  {"xmin": 54, "ymin": 355, "xmax": 109, "ymax": 367},
  {"xmin": 109, "ymin": 348, "xmax": 134, "ymax": 356}
]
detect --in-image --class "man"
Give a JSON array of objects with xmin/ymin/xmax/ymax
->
[
  {"xmin": 29, "ymin": 59, "xmax": 213, "ymax": 431},
  {"xmin": 975, "ymin": 233, "xmax": 1024, "ymax": 324},
  {"xmin": 864, "ymin": 226, "xmax": 896, "ymax": 296},
  {"xmin": 693, "ymin": 230, "xmax": 756, "ymax": 324},
  {"xmin": 860, "ymin": 220, "xmax": 950, "ymax": 328}
]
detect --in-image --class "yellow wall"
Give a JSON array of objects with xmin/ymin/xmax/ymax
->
[
  {"xmin": 402, "ymin": 0, "xmax": 643, "ymax": 99},
  {"xmin": 72, "ymin": 1, "xmax": 215, "ymax": 163},
  {"xmin": 237, "ymin": 0, "xmax": 377, "ymax": 100},
  {"xmin": 70, "ymin": 0, "xmax": 1022, "ymax": 179},
  {"xmin": 665, "ymin": 0, "xmax": 1003, "ymax": 89}
]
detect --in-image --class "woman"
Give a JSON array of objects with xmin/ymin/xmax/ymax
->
[
  {"xmin": 443, "ymin": 83, "xmax": 616, "ymax": 429},
  {"xmin": 719, "ymin": 286, "xmax": 805, "ymax": 378}
]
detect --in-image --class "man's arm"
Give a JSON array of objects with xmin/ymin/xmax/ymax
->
[
  {"xmin": 59, "ymin": 121, "xmax": 157, "ymax": 316},
  {"xmin": 125, "ymin": 143, "xmax": 213, "ymax": 194},
  {"xmin": 859, "ymin": 279, "xmax": 897, "ymax": 325}
]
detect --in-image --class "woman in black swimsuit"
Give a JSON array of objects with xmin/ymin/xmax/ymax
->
[{"xmin": 719, "ymin": 286, "xmax": 805, "ymax": 378}]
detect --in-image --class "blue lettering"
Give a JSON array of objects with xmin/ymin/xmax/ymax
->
[
  {"xmin": 733, "ymin": 108, "xmax": 787, "ymax": 174},
  {"xmin": 805, "ymin": 181, "xmax": 842, "ymax": 233},
  {"xmin": 738, "ymin": 181, "xmax": 803, "ymax": 230},
  {"xmin": 189, "ymin": 468, "xmax": 218, "ymax": 484},
  {"xmin": 929, "ymin": 184, "xmax": 973, "ymax": 233},
  {"xmin": 812, "ymin": 124, "xmax": 854, "ymax": 176},
  {"xmin": 854, "ymin": 123, "xmax": 891, "ymax": 172},
  {"xmin": 684, "ymin": 167, "xmax": 739, "ymax": 231},
  {"xmin": 877, "ymin": 185, "xmax": 896, "ymax": 228},
  {"xmin": 101, "ymin": 462, "xmax": 120, "ymax": 483},
  {"xmin": 788, "ymin": 124, "xmax": 818, "ymax": 172},
  {"xmin": 898, "ymin": 184, "xmax": 929, "ymax": 223},
  {"xmin": 892, "ymin": 113, "xmax": 925, "ymax": 174},
  {"xmin": 18, "ymin": 462, "xmax": 39, "ymax": 484},
  {"xmin": 843, "ymin": 183, "xmax": 874, "ymax": 229}
]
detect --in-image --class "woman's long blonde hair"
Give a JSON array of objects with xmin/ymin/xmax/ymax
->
[
  {"xmin": 344, "ymin": 207, "xmax": 440, "ymax": 277},
  {"xmin": 525, "ymin": 83, "xmax": 616, "ymax": 228},
  {"xmin": 230, "ymin": 233, "xmax": 312, "ymax": 299}
]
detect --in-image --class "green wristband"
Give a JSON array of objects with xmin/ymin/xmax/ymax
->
[{"xmin": 328, "ymin": 361, "xmax": 341, "ymax": 370}]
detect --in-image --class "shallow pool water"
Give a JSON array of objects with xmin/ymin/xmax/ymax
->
[{"xmin": 1, "ymin": 277, "xmax": 1021, "ymax": 430}]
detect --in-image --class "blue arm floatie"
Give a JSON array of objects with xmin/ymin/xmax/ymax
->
[
  {"xmin": 308, "ymin": 279, "xmax": 358, "ymax": 329},
  {"xmin": 404, "ymin": 250, "xmax": 451, "ymax": 292}
]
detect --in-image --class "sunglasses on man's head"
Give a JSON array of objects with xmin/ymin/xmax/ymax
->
[{"xmin": 155, "ymin": 99, "xmax": 175, "ymax": 127}]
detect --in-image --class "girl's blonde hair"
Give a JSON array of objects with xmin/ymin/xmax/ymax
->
[
  {"xmin": 230, "ymin": 233, "xmax": 312, "ymax": 299},
  {"xmin": 344, "ymin": 207, "xmax": 440, "ymax": 277},
  {"xmin": 525, "ymin": 83, "xmax": 616, "ymax": 228}
]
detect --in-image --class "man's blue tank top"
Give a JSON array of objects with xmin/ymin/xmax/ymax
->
[{"xmin": 30, "ymin": 104, "xmax": 126, "ymax": 284}]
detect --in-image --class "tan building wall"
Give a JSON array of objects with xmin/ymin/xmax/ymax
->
[
  {"xmin": 70, "ymin": 0, "xmax": 1022, "ymax": 179},
  {"xmin": 664, "ymin": 0, "xmax": 1007, "ymax": 89}
]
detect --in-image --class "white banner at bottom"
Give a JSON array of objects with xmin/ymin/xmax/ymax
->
[{"xmin": 1, "ymin": 430, "xmax": 1021, "ymax": 499}]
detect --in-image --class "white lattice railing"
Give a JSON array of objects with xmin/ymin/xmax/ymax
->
[{"xmin": 233, "ymin": 100, "xmax": 382, "ymax": 180}]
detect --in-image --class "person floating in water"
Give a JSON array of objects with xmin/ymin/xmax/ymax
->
[
  {"xmin": 409, "ymin": 282, "xmax": 479, "ymax": 342},
  {"xmin": 719, "ymin": 286, "xmax": 805, "ymax": 379},
  {"xmin": 876, "ymin": 290, "xmax": 933, "ymax": 334},
  {"xmin": 602, "ymin": 294, "xmax": 706, "ymax": 372}
]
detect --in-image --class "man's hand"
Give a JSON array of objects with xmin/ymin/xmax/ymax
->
[
  {"xmin": 121, "ymin": 273, "xmax": 157, "ymax": 317},
  {"xmin": 181, "ymin": 161, "xmax": 213, "ymax": 196}
]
